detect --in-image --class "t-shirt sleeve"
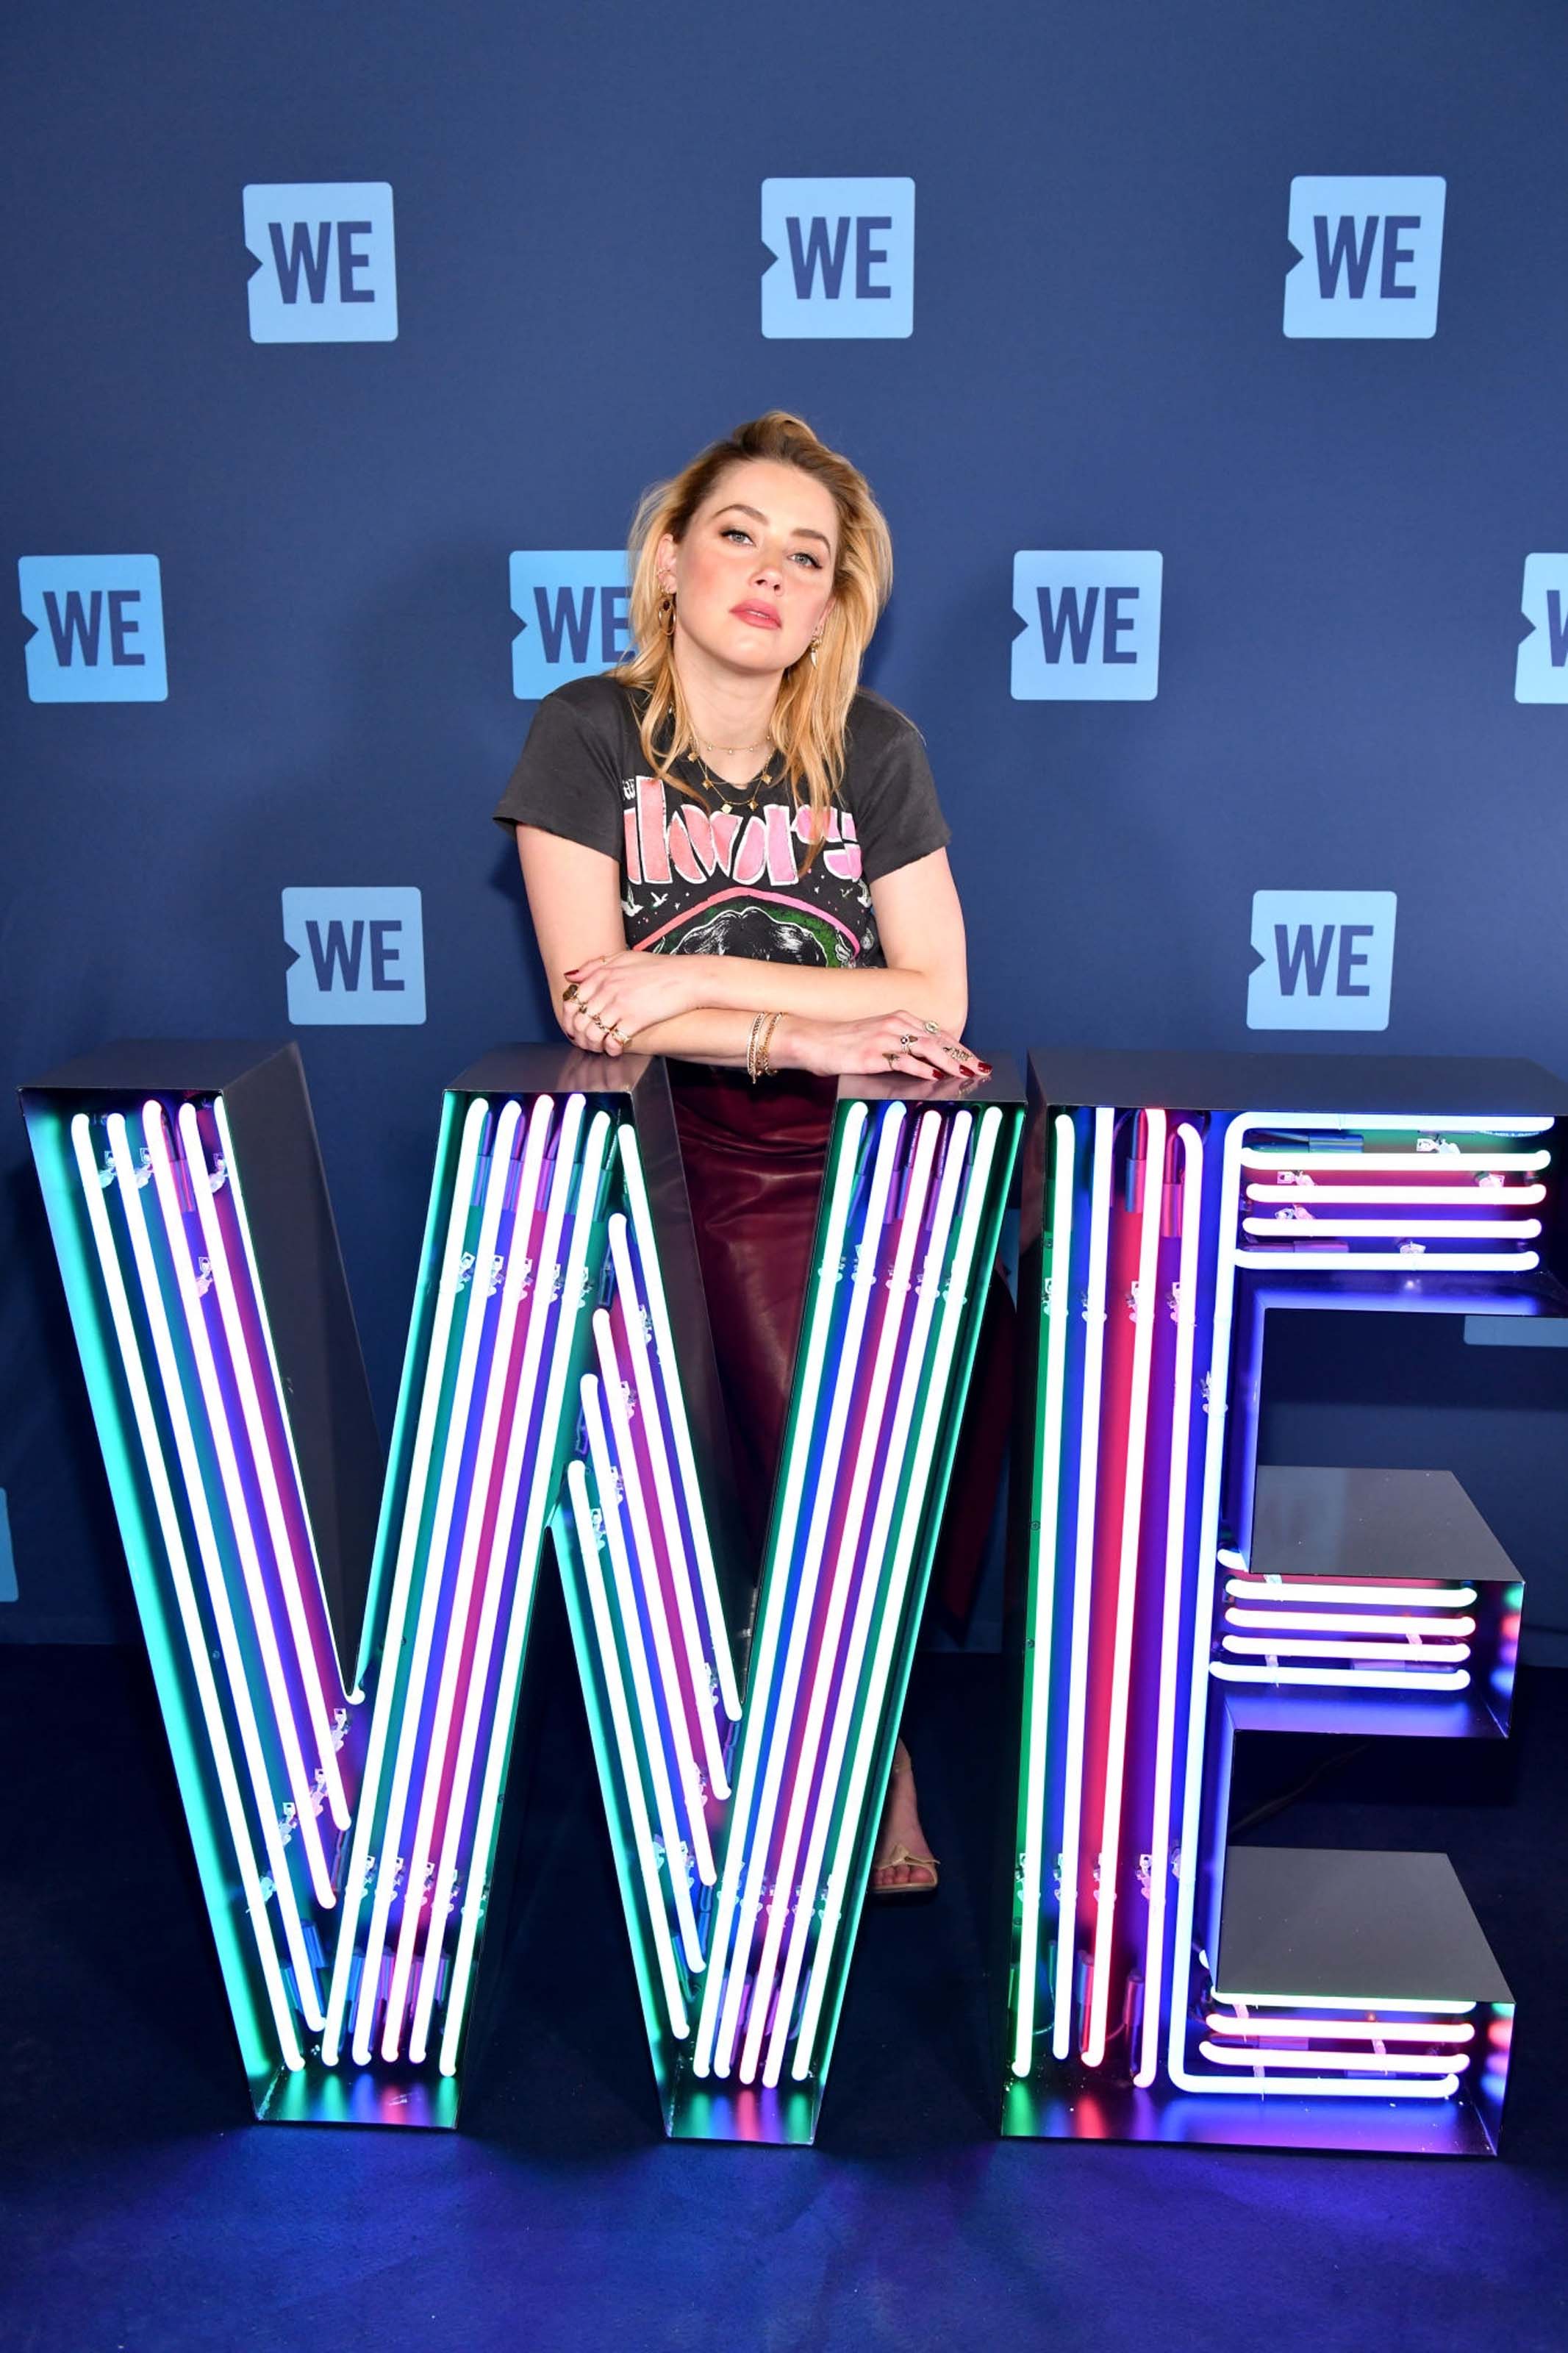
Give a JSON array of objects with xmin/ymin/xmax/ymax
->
[
  {"xmin": 851, "ymin": 711, "xmax": 953, "ymax": 885},
  {"xmin": 490, "ymin": 688, "xmax": 623, "ymax": 860}
]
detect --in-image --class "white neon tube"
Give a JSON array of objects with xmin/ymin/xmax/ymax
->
[
  {"xmin": 1051, "ymin": 1106, "xmax": 1114, "ymax": 2064},
  {"xmin": 691, "ymin": 1104, "xmax": 871, "ymax": 2080},
  {"xmin": 1224, "ymin": 1576, "xmax": 1477, "ymax": 1608},
  {"xmin": 592, "ymin": 1304, "xmax": 717, "ymax": 1888},
  {"xmin": 1235, "ymin": 1249, "xmax": 1539, "ymax": 1272},
  {"xmin": 1222, "ymin": 1635, "xmax": 1469, "ymax": 1663},
  {"xmin": 709, "ymin": 1104, "xmax": 907, "ymax": 2080},
  {"xmin": 1243, "ymin": 1215, "xmax": 1541, "ymax": 1240},
  {"xmin": 606, "ymin": 1213, "xmax": 729, "ymax": 1801},
  {"xmin": 410, "ymin": 1093, "xmax": 572, "ymax": 2065},
  {"xmin": 177, "ymin": 1103, "xmax": 351, "ymax": 1838},
  {"xmin": 1245, "ymin": 1183, "xmax": 1545, "ymax": 1206},
  {"xmin": 1205, "ymin": 2015, "xmax": 1475, "ymax": 2043},
  {"xmin": 322, "ymin": 1095, "xmax": 491, "ymax": 2068},
  {"xmin": 385, "ymin": 1097, "xmax": 554, "ymax": 2060},
  {"xmin": 1198, "ymin": 2040, "xmax": 1467, "ymax": 2077},
  {"xmin": 1212, "ymin": 1992, "xmax": 1477, "ymax": 2013},
  {"xmin": 362, "ymin": 1100, "xmax": 526, "ymax": 2063},
  {"xmin": 1083, "ymin": 1110, "xmax": 1167, "ymax": 2069},
  {"xmin": 438, "ymin": 1106, "xmax": 612, "ymax": 2077},
  {"xmin": 74, "ymin": 1114, "xmax": 304, "ymax": 2070},
  {"xmin": 565, "ymin": 1459, "xmax": 689, "ymax": 2035},
  {"xmin": 135, "ymin": 1106, "xmax": 337, "ymax": 1908},
  {"xmin": 762, "ymin": 1112, "xmax": 967, "ymax": 2090},
  {"xmin": 1225, "ymin": 1610, "xmax": 1476, "ymax": 1636},
  {"xmin": 617, "ymin": 1128, "xmax": 740, "ymax": 1722},
  {"xmin": 790, "ymin": 1107, "xmax": 1004, "ymax": 2083},
  {"xmin": 581, "ymin": 1377, "xmax": 705, "ymax": 1966},
  {"xmin": 740, "ymin": 1110, "xmax": 942, "ymax": 2085},
  {"xmin": 1210, "ymin": 1662, "xmax": 1470, "ymax": 1690},
  {"xmin": 1012, "ymin": 1115, "xmax": 1078, "ymax": 2078},
  {"xmin": 137, "ymin": 1108, "xmax": 326, "ymax": 2027},
  {"xmin": 1240, "ymin": 1146, "xmax": 1551, "ymax": 1171}
]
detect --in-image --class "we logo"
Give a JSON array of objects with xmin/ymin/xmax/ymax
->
[
  {"xmin": 282, "ymin": 888, "xmax": 425, "ymax": 1024},
  {"xmin": 761, "ymin": 177, "xmax": 914, "ymax": 339},
  {"xmin": 1515, "ymin": 554, "xmax": 1568, "ymax": 704},
  {"xmin": 244, "ymin": 184, "xmax": 397, "ymax": 343},
  {"xmin": 510, "ymin": 553, "xmax": 631, "ymax": 697},
  {"xmin": 1284, "ymin": 176, "xmax": 1445, "ymax": 338},
  {"xmin": 19, "ymin": 556, "xmax": 167, "ymax": 703},
  {"xmin": 1247, "ymin": 890, "xmax": 1397, "ymax": 1031},
  {"xmin": 1010, "ymin": 552, "xmax": 1162, "ymax": 701}
]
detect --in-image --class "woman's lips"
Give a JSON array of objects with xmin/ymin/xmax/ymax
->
[{"xmin": 731, "ymin": 603, "xmax": 781, "ymax": 629}]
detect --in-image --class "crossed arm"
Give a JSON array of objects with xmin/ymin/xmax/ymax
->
[{"xmin": 512, "ymin": 825, "xmax": 988, "ymax": 1081}]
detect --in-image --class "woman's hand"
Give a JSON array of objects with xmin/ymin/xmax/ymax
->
[
  {"xmin": 777, "ymin": 1010, "xmax": 989, "ymax": 1082},
  {"xmin": 560, "ymin": 948, "xmax": 704, "ymax": 1054}
]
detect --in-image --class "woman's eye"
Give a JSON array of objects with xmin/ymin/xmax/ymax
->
[
  {"xmin": 791, "ymin": 551, "xmax": 823, "ymax": 570},
  {"xmin": 721, "ymin": 526, "xmax": 752, "ymax": 545}
]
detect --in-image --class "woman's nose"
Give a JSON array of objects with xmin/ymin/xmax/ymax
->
[{"xmin": 751, "ymin": 548, "xmax": 784, "ymax": 587}]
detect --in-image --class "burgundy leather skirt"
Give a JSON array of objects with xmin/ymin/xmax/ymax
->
[{"xmin": 666, "ymin": 1060, "xmax": 1012, "ymax": 1619}]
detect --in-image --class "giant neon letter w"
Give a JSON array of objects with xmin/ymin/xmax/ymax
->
[{"xmin": 22, "ymin": 1042, "xmax": 1018, "ymax": 2140}]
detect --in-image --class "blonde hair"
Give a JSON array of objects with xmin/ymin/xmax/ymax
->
[{"xmin": 611, "ymin": 412, "xmax": 894, "ymax": 861}]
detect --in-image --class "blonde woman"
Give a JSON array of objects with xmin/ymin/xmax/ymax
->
[{"xmin": 495, "ymin": 412, "xmax": 989, "ymax": 1894}]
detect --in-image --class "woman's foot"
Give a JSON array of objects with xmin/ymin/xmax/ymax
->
[{"xmin": 870, "ymin": 1740, "xmax": 939, "ymax": 1898}]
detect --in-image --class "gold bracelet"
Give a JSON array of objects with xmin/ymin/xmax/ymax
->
[
  {"xmin": 745, "ymin": 1010, "xmax": 767, "ymax": 1082},
  {"xmin": 757, "ymin": 1010, "xmax": 784, "ymax": 1079}
]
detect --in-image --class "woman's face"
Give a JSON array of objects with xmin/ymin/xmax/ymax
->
[{"xmin": 656, "ymin": 459, "xmax": 839, "ymax": 680}]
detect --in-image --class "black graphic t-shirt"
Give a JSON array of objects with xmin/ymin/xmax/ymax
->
[{"xmin": 492, "ymin": 674, "xmax": 951, "ymax": 968}]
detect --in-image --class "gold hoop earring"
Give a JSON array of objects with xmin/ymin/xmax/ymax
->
[
  {"xmin": 659, "ymin": 591, "xmax": 676, "ymax": 639},
  {"xmin": 809, "ymin": 627, "xmax": 823, "ymax": 668}
]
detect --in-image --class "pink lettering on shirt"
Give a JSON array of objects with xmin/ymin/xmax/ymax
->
[
  {"xmin": 682, "ymin": 804, "xmax": 717, "ymax": 875},
  {"xmin": 709, "ymin": 811, "xmax": 742, "ymax": 874},
  {"xmin": 825, "ymin": 809, "xmax": 862, "ymax": 881},
  {"xmin": 666, "ymin": 810, "xmax": 705, "ymax": 885},
  {"xmin": 623, "ymin": 809, "xmax": 642, "ymax": 884},
  {"xmin": 636, "ymin": 778, "xmax": 670, "ymax": 883},
  {"xmin": 733, "ymin": 814, "xmax": 768, "ymax": 885},
  {"xmin": 765, "ymin": 804, "xmax": 799, "ymax": 885}
]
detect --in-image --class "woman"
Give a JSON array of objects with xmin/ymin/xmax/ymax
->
[{"xmin": 494, "ymin": 411, "xmax": 989, "ymax": 1893}]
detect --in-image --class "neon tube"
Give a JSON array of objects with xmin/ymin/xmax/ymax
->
[
  {"xmin": 690, "ymin": 1102, "xmax": 870, "ymax": 2080},
  {"xmin": 565, "ymin": 1457, "xmax": 690, "ymax": 2035},
  {"xmin": 360, "ymin": 1100, "xmax": 525, "ymax": 2063},
  {"xmin": 1240, "ymin": 1147, "xmax": 1551, "ymax": 1171},
  {"xmin": 1235, "ymin": 1249, "xmax": 1539, "ymax": 1272},
  {"xmin": 617, "ymin": 1128, "xmax": 740, "ymax": 1723},
  {"xmin": 177, "ymin": 1104, "xmax": 351, "ymax": 1838},
  {"xmin": 606, "ymin": 1214, "xmax": 730, "ymax": 1801},
  {"xmin": 1205, "ymin": 2015, "xmax": 1475, "ymax": 2043},
  {"xmin": 581, "ymin": 1377, "xmax": 705, "ymax": 1966},
  {"xmin": 593, "ymin": 1304, "xmax": 717, "ymax": 1887},
  {"xmin": 1052, "ymin": 1106, "xmax": 1114, "ymax": 2063},
  {"xmin": 583, "ymin": 1374, "xmax": 705, "ymax": 1957},
  {"xmin": 710, "ymin": 1103, "xmax": 907, "ymax": 2079},
  {"xmin": 410, "ymin": 1093, "xmax": 573, "ymax": 2065},
  {"xmin": 790, "ymin": 1105, "xmax": 1004, "ymax": 2082},
  {"xmin": 740, "ymin": 1110, "xmax": 942, "ymax": 2085},
  {"xmin": 1225, "ymin": 1576, "xmax": 1477, "ymax": 1608},
  {"xmin": 74, "ymin": 1113, "xmax": 304, "ymax": 2070},
  {"xmin": 762, "ymin": 1111, "xmax": 968, "ymax": 2090},
  {"xmin": 1225, "ymin": 1610, "xmax": 1476, "ymax": 1636},
  {"xmin": 1221, "ymin": 1635, "xmax": 1470, "ymax": 1662},
  {"xmin": 1242, "ymin": 1215, "xmax": 1541, "ymax": 1240},
  {"xmin": 438, "ymin": 1106, "xmax": 612, "ymax": 2077},
  {"xmin": 1198, "ymin": 2040, "xmax": 1467, "ymax": 2076},
  {"xmin": 1012, "ymin": 1115, "xmax": 1078, "ymax": 2077},
  {"xmin": 137, "ymin": 1107, "xmax": 326, "ymax": 2026},
  {"xmin": 137, "ymin": 1105, "xmax": 337, "ymax": 1908},
  {"xmin": 1212, "ymin": 1992, "xmax": 1477, "ymax": 2013},
  {"xmin": 1134, "ymin": 1120, "xmax": 1203, "ymax": 2089},
  {"xmin": 1084, "ymin": 1108, "xmax": 1167, "ymax": 2068},
  {"xmin": 1211, "ymin": 1662, "xmax": 1470, "ymax": 1690},
  {"xmin": 385, "ymin": 1097, "xmax": 555, "ymax": 2060},
  {"xmin": 322, "ymin": 1094, "xmax": 491, "ymax": 2068},
  {"xmin": 1244, "ymin": 1183, "xmax": 1545, "ymax": 1205}
]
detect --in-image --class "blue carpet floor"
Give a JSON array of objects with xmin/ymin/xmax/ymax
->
[{"xmin": 2, "ymin": 1628, "xmax": 1565, "ymax": 2352}]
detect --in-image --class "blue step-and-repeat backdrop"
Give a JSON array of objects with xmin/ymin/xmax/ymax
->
[{"xmin": 4, "ymin": 0, "xmax": 1567, "ymax": 1643}]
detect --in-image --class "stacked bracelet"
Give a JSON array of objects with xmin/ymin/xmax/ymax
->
[{"xmin": 746, "ymin": 1010, "xmax": 785, "ymax": 1082}]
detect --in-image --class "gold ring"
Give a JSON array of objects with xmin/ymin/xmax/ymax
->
[
  {"xmin": 884, "ymin": 1050, "xmax": 898, "ymax": 1068},
  {"xmin": 589, "ymin": 1010, "xmax": 609, "ymax": 1031},
  {"xmin": 923, "ymin": 1020, "xmax": 939, "ymax": 1034},
  {"xmin": 611, "ymin": 1024, "xmax": 630, "ymax": 1047},
  {"xmin": 898, "ymin": 1032, "xmax": 915, "ymax": 1049},
  {"xmin": 562, "ymin": 981, "xmax": 579, "ymax": 1003}
]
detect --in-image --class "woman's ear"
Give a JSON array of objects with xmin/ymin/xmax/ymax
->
[{"xmin": 653, "ymin": 529, "xmax": 679, "ymax": 595}]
